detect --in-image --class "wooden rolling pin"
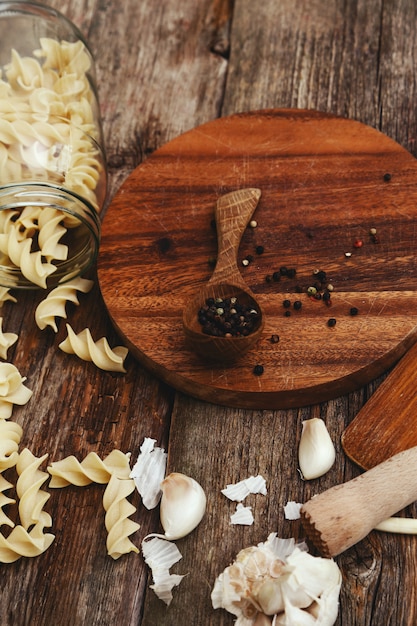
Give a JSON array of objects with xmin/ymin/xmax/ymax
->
[{"xmin": 300, "ymin": 446, "xmax": 417, "ymax": 557}]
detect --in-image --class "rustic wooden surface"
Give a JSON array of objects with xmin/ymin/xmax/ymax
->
[
  {"xmin": 98, "ymin": 109, "xmax": 417, "ymax": 409},
  {"xmin": 2, "ymin": 0, "xmax": 417, "ymax": 625},
  {"xmin": 342, "ymin": 340, "xmax": 417, "ymax": 469}
]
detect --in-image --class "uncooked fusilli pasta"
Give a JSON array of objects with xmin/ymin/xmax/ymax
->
[
  {"xmin": 48, "ymin": 449, "xmax": 132, "ymax": 488},
  {"xmin": 58, "ymin": 324, "xmax": 128, "ymax": 373},
  {"xmin": 16, "ymin": 448, "xmax": 51, "ymax": 530},
  {"xmin": 103, "ymin": 474, "xmax": 139, "ymax": 560},
  {"xmin": 0, "ymin": 521, "xmax": 54, "ymax": 563},
  {"xmin": 0, "ymin": 362, "xmax": 32, "ymax": 419},
  {"xmin": 0, "ymin": 473, "xmax": 15, "ymax": 528},
  {"xmin": 0, "ymin": 227, "xmax": 57, "ymax": 288},
  {"xmin": 0, "ymin": 37, "xmax": 105, "ymax": 288},
  {"xmin": 35, "ymin": 276, "xmax": 94, "ymax": 332},
  {"xmin": 0, "ymin": 317, "xmax": 18, "ymax": 360},
  {"xmin": 0, "ymin": 418, "xmax": 22, "ymax": 470}
]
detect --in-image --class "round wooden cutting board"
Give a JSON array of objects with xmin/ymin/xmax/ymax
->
[{"xmin": 97, "ymin": 109, "xmax": 417, "ymax": 409}]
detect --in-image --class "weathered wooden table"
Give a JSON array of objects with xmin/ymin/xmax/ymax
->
[{"xmin": 2, "ymin": 1, "xmax": 417, "ymax": 624}]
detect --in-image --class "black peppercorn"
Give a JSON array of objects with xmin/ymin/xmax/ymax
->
[
  {"xmin": 293, "ymin": 300, "xmax": 302, "ymax": 310},
  {"xmin": 283, "ymin": 299, "xmax": 291, "ymax": 308},
  {"xmin": 253, "ymin": 364, "xmax": 264, "ymax": 375},
  {"xmin": 327, "ymin": 317, "xmax": 337, "ymax": 327},
  {"xmin": 270, "ymin": 334, "xmax": 280, "ymax": 343},
  {"xmin": 256, "ymin": 245, "xmax": 264, "ymax": 255},
  {"xmin": 350, "ymin": 307, "xmax": 359, "ymax": 316}
]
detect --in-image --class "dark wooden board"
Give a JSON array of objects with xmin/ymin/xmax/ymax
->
[
  {"xmin": 341, "ymin": 340, "xmax": 417, "ymax": 469},
  {"xmin": 97, "ymin": 109, "xmax": 417, "ymax": 409}
]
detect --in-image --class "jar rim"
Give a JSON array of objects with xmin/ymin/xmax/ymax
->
[{"xmin": 0, "ymin": 182, "xmax": 101, "ymax": 289}]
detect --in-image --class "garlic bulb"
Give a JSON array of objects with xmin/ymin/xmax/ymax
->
[
  {"xmin": 211, "ymin": 534, "xmax": 342, "ymax": 625},
  {"xmin": 160, "ymin": 472, "xmax": 206, "ymax": 540},
  {"xmin": 298, "ymin": 418, "xmax": 336, "ymax": 480}
]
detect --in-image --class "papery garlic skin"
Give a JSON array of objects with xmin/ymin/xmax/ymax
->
[
  {"xmin": 160, "ymin": 472, "xmax": 206, "ymax": 540},
  {"xmin": 298, "ymin": 418, "xmax": 336, "ymax": 480},
  {"xmin": 211, "ymin": 533, "xmax": 342, "ymax": 626}
]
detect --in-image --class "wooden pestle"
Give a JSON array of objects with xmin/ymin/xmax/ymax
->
[{"xmin": 300, "ymin": 445, "xmax": 417, "ymax": 557}]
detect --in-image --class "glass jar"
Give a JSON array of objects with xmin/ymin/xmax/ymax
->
[{"xmin": 0, "ymin": 1, "xmax": 106, "ymax": 288}]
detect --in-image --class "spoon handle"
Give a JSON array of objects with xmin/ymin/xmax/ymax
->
[{"xmin": 209, "ymin": 188, "xmax": 261, "ymax": 286}]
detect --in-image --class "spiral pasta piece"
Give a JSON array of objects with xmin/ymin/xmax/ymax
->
[
  {"xmin": 58, "ymin": 324, "xmax": 128, "ymax": 373},
  {"xmin": 0, "ymin": 418, "xmax": 22, "ymax": 471},
  {"xmin": 0, "ymin": 317, "xmax": 18, "ymax": 360},
  {"xmin": 0, "ymin": 363, "xmax": 32, "ymax": 419},
  {"xmin": 0, "ymin": 474, "xmax": 15, "ymax": 528},
  {"xmin": 16, "ymin": 448, "xmax": 51, "ymax": 530},
  {"xmin": 37, "ymin": 207, "xmax": 68, "ymax": 262},
  {"xmin": 35, "ymin": 276, "xmax": 94, "ymax": 332},
  {"xmin": 48, "ymin": 449, "xmax": 132, "ymax": 488},
  {"xmin": 0, "ymin": 521, "xmax": 54, "ymax": 563},
  {"xmin": 0, "ymin": 227, "xmax": 57, "ymax": 288},
  {"xmin": 14, "ymin": 205, "xmax": 41, "ymax": 238},
  {"xmin": 103, "ymin": 474, "xmax": 139, "ymax": 560}
]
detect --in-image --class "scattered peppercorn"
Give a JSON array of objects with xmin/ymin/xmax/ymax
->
[
  {"xmin": 293, "ymin": 300, "xmax": 302, "ymax": 310},
  {"xmin": 272, "ymin": 271, "xmax": 281, "ymax": 282},
  {"xmin": 353, "ymin": 239, "xmax": 363, "ymax": 248},
  {"xmin": 315, "ymin": 270, "xmax": 327, "ymax": 283},
  {"xmin": 327, "ymin": 318, "xmax": 337, "ymax": 327},
  {"xmin": 286, "ymin": 268, "xmax": 297, "ymax": 278},
  {"xmin": 253, "ymin": 364, "xmax": 264, "ymax": 376},
  {"xmin": 383, "ymin": 172, "xmax": 392, "ymax": 181},
  {"xmin": 284, "ymin": 310, "xmax": 291, "ymax": 317},
  {"xmin": 249, "ymin": 220, "xmax": 257, "ymax": 228},
  {"xmin": 307, "ymin": 286, "xmax": 317, "ymax": 296},
  {"xmin": 280, "ymin": 266, "xmax": 288, "ymax": 276},
  {"xmin": 255, "ymin": 245, "xmax": 264, "ymax": 255},
  {"xmin": 283, "ymin": 299, "xmax": 291, "ymax": 308},
  {"xmin": 322, "ymin": 291, "xmax": 331, "ymax": 305},
  {"xmin": 270, "ymin": 334, "xmax": 280, "ymax": 343},
  {"xmin": 265, "ymin": 274, "xmax": 272, "ymax": 283},
  {"xmin": 370, "ymin": 229, "xmax": 380, "ymax": 243},
  {"xmin": 350, "ymin": 307, "xmax": 359, "ymax": 316}
]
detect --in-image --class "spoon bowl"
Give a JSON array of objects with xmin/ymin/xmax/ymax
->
[{"xmin": 182, "ymin": 188, "xmax": 265, "ymax": 363}]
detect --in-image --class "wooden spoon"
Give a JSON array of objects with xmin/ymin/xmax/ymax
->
[{"xmin": 182, "ymin": 188, "xmax": 264, "ymax": 363}]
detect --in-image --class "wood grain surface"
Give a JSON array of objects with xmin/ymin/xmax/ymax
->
[
  {"xmin": 98, "ymin": 109, "xmax": 417, "ymax": 408},
  {"xmin": 2, "ymin": 1, "xmax": 417, "ymax": 626},
  {"xmin": 342, "ymin": 340, "xmax": 417, "ymax": 469}
]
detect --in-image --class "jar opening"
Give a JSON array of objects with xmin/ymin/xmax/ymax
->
[{"xmin": 0, "ymin": 183, "xmax": 101, "ymax": 289}]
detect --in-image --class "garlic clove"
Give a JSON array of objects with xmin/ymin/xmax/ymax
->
[
  {"xmin": 160, "ymin": 472, "xmax": 206, "ymax": 540},
  {"xmin": 298, "ymin": 418, "xmax": 336, "ymax": 480}
]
